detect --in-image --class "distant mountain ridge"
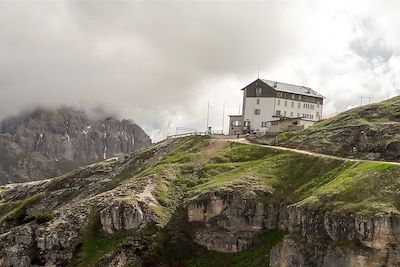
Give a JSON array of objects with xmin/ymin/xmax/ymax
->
[{"xmin": 0, "ymin": 107, "xmax": 151, "ymax": 184}]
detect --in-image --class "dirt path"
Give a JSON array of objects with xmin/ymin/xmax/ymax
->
[{"xmin": 229, "ymin": 138, "xmax": 400, "ymax": 166}]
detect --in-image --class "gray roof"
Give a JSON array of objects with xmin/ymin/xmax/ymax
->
[{"xmin": 260, "ymin": 79, "xmax": 324, "ymax": 98}]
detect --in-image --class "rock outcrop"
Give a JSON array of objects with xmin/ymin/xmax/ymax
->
[
  {"xmin": 186, "ymin": 190, "xmax": 400, "ymax": 266},
  {"xmin": 0, "ymin": 107, "xmax": 151, "ymax": 184},
  {"xmin": 250, "ymin": 96, "xmax": 400, "ymax": 162}
]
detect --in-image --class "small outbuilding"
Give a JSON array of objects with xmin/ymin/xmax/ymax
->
[
  {"xmin": 228, "ymin": 115, "xmax": 243, "ymax": 135},
  {"xmin": 268, "ymin": 117, "xmax": 316, "ymax": 133}
]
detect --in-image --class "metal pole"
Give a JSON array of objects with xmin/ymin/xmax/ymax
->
[
  {"xmin": 221, "ymin": 102, "xmax": 225, "ymax": 134},
  {"xmin": 206, "ymin": 101, "xmax": 210, "ymax": 131}
]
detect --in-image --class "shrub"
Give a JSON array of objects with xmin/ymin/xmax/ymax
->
[{"xmin": 28, "ymin": 211, "xmax": 55, "ymax": 224}]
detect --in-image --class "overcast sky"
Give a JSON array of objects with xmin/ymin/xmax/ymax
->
[{"xmin": 1, "ymin": 1, "xmax": 400, "ymax": 141}]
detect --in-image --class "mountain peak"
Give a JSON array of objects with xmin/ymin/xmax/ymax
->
[{"xmin": 0, "ymin": 106, "xmax": 151, "ymax": 184}]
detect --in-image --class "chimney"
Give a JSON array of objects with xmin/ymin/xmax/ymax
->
[{"xmin": 274, "ymin": 82, "xmax": 278, "ymax": 88}]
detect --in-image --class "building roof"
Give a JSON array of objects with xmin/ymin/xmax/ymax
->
[
  {"xmin": 259, "ymin": 79, "xmax": 324, "ymax": 98},
  {"xmin": 268, "ymin": 116, "xmax": 316, "ymax": 123},
  {"xmin": 228, "ymin": 115, "xmax": 242, "ymax": 117}
]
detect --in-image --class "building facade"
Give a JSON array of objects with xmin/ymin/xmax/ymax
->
[{"xmin": 229, "ymin": 79, "xmax": 324, "ymax": 135}]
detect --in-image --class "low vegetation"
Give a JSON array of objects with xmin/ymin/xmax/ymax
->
[
  {"xmin": 3, "ymin": 135, "xmax": 400, "ymax": 266},
  {"xmin": 70, "ymin": 212, "xmax": 133, "ymax": 267},
  {"xmin": 27, "ymin": 211, "xmax": 55, "ymax": 224},
  {"xmin": 0, "ymin": 193, "xmax": 46, "ymax": 225},
  {"xmin": 273, "ymin": 96, "xmax": 400, "ymax": 161}
]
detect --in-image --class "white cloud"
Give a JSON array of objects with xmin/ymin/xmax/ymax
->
[{"xmin": 0, "ymin": 1, "xmax": 399, "ymax": 141}]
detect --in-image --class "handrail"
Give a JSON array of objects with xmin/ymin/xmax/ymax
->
[{"xmin": 166, "ymin": 132, "xmax": 207, "ymax": 139}]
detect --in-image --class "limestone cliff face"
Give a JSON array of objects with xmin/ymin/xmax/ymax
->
[
  {"xmin": 0, "ymin": 107, "xmax": 151, "ymax": 184},
  {"xmin": 0, "ymin": 139, "xmax": 171, "ymax": 267},
  {"xmin": 186, "ymin": 191, "xmax": 400, "ymax": 266},
  {"xmin": 187, "ymin": 191, "xmax": 270, "ymax": 252}
]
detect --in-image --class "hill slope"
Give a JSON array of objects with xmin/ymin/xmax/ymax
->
[
  {"xmin": 0, "ymin": 107, "xmax": 151, "ymax": 184},
  {"xmin": 1, "ymin": 136, "xmax": 399, "ymax": 267},
  {"xmin": 274, "ymin": 96, "xmax": 400, "ymax": 161}
]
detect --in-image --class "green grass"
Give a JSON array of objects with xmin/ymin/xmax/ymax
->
[
  {"xmin": 210, "ymin": 143, "xmax": 279, "ymax": 163},
  {"xmin": 0, "ymin": 193, "xmax": 46, "ymax": 225},
  {"xmin": 3, "ymin": 135, "xmax": 400, "ymax": 265},
  {"xmin": 27, "ymin": 211, "xmax": 55, "ymax": 224},
  {"xmin": 173, "ymin": 140, "xmax": 400, "ymax": 214},
  {"xmin": 161, "ymin": 136, "xmax": 211, "ymax": 164},
  {"xmin": 70, "ymin": 212, "xmax": 133, "ymax": 267},
  {"xmin": 140, "ymin": 137, "xmax": 400, "ymax": 216},
  {"xmin": 50, "ymin": 136, "xmax": 400, "ymax": 265},
  {"xmin": 276, "ymin": 131, "xmax": 302, "ymax": 143},
  {"xmin": 145, "ymin": 205, "xmax": 285, "ymax": 267},
  {"xmin": 273, "ymin": 96, "xmax": 400, "ymax": 160}
]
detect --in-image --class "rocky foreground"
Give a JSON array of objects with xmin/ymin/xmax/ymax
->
[
  {"xmin": 0, "ymin": 107, "xmax": 151, "ymax": 184},
  {"xmin": 1, "ymin": 136, "xmax": 400, "ymax": 266}
]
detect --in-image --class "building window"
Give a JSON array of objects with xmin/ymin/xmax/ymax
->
[
  {"xmin": 298, "ymin": 103, "xmax": 301, "ymax": 108},
  {"xmin": 278, "ymin": 92, "xmax": 283, "ymax": 97},
  {"xmin": 284, "ymin": 111, "xmax": 287, "ymax": 117},
  {"xmin": 276, "ymin": 110, "xmax": 281, "ymax": 116},
  {"xmin": 277, "ymin": 99, "xmax": 280, "ymax": 106},
  {"xmin": 297, "ymin": 113, "xmax": 300, "ymax": 117},
  {"xmin": 298, "ymin": 95, "xmax": 301, "ymax": 100},
  {"xmin": 255, "ymin": 109, "xmax": 260, "ymax": 115},
  {"xmin": 290, "ymin": 112, "xmax": 293, "ymax": 117},
  {"xmin": 256, "ymin": 87, "xmax": 262, "ymax": 96},
  {"xmin": 244, "ymin": 121, "xmax": 251, "ymax": 127},
  {"xmin": 291, "ymin": 101, "xmax": 294, "ymax": 107},
  {"xmin": 284, "ymin": 100, "xmax": 287, "ymax": 107},
  {"xmin": 231, "ymin": 120, "xmax": 241, "ymax": 126},
  {"xmin": 261, "ymin": 122, "xmax": 268, "ymax": 127},
  {"xmin": 292, "ymin": 94, "xmax": 295, "ymax": 99},
  {"xmin": 256, "ymin": 99, "xmax": 260, "ymax": 104}
]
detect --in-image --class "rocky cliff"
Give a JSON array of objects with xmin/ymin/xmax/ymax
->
[
  {"xmin": 0, "ymin": 107, "xmax": 151, "ymax": 184},
  {"xmin": 1, "ymin": 136, "xmax": 399, "ymax": 267},
  {"xmin": 261, "ymin": 96, "xmax": 400, "ymax": 162}
]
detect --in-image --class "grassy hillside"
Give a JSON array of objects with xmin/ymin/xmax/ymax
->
[
  {"xmin": 164, "ymin": 137, "xmax": 400, "ymax": 215},
  {"xmin": 1, "ymin": 136, "xmax": 400, "ymax": 266},
  {"xmin": 273, "ymin": 96, "xmax": 400, "ymax": 161}
]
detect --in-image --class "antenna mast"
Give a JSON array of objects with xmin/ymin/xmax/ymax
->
[
  {"xmin": 221, "ymin": 102, "xmax": 225, "ymax": 134},
  {"xmin": 206, "ymin": 101, "xmax": 210, "ymax": 131}
]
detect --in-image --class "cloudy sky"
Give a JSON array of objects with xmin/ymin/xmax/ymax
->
[{"xmin": 1, "ymin": 0, "xmax": 400, "ymax": 141}]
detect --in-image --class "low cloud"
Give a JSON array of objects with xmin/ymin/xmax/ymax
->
[{"xmin": 0, "ymin": 1, "xmax": 399, "ymax": 141}]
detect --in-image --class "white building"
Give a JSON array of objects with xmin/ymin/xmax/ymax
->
[{"xmin": 229, "ymin": 79, "xmax": 324, "ymax": 135}]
